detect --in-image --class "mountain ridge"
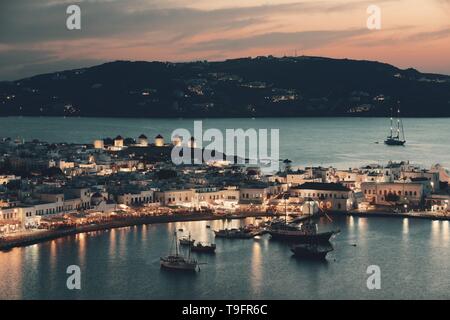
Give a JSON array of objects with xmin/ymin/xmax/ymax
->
[{"xmin": 1, "ymin": 56, "xmax": 450, "ymax": 117}]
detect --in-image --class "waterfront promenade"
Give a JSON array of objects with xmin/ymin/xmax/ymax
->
[
  {"xmin": 2, "ymin": 207, "xmax": 450, "ymax": 251},
  {"xmin": 0, "ymin": 211, "xmax": 278, "ymax": 251},
  {"xmin": 335, "ymin": 209, "xmax": 450, "ymax": 220}
]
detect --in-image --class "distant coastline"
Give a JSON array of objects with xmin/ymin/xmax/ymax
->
[{"xmin": 1, "ymin": 56, "xmax": 450, "ymax": 118}]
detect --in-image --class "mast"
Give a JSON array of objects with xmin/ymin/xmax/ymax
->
[
  {"xmin": 401, "ymin": 117, "xmax": 406, "ymax": 141},
  {"xmin": 389, "ymin": 108, "xmax": 393, "ymax": 138},
  {"xmin": 396, "ymin": 109, "xmax": 401, "ymax": 139},
  {"xmin": 188, "ymin": 232, "xmax": 191, "ymax": 260},
  {"xmin": 174, "ymin": 231, "xmax": 179, "ymax": 256},
  {"xmin": 284, "ymin": 193, "xmax": 288, "ymax": 224}
]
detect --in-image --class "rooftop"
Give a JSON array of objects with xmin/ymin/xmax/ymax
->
[{"xmin": 294, "ymin": 182, "xmax": 351, "ymax": 192}]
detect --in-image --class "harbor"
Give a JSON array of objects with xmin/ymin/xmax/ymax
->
[
  {"xmin": 1, "ymin": 117, "xmax": 450, "ymax": 299},
  {"xmin": 0, "ymin": 211, "xmax": 278, "ymax": 251},
  {"xmin": 1, "ymin": 215, "xmax": 449, "ymax": 299},
  {"xmin": 2, "ymin": 205, "xmax": 449, "ymax": 251},
  {"xmin": 2, "ymin": 0, "xmax": 450, "ymax": 304}
]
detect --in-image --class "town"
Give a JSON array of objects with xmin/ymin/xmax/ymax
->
[{"xmin": 1, "ymin": 133, "xmax": 449, "ymax": 247}]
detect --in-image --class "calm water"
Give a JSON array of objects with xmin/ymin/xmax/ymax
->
[
  {"xmin": 1, "ymin": 117, "xmax": 450, "ymax": 299},
  {"xmin": 1, "ymin": 216, "xmax": 449, "ymax": 299},
  {"xmin": 0, "ymin": 117, "xmax": 450, "ymax": 169}
]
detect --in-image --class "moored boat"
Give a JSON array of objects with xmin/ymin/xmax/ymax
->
[
  {"xmin": 290, "ymin": 243, "xmax": 333, "ymax": 260},
  {"xmin": 160, "ymin": 232, "xmax": 198, "ymax": 272},
  {"xmin": 214, "ymin": 228, "xmax": 255, "ymax": 239},
  {"xmin": 268, "ymin": 195, "xmax": 339, "ymax": 243},
  {"xmin": 384, "ymin": 107, "xmax": 406, "ymax": 146},
  {"xmin": 268, "ymin": 220, "xmax": 337, "ymax": 242},
  {"xmin": 160, "ymin": 254, "xmax": 198, "ymax": 271},
  {"xmin": 191, "ymin": 242, "xmax": 216, "ymax": 253},
  {"xmin": 179, "ymin": 236, "xmax": 195, "ymax": 246}
]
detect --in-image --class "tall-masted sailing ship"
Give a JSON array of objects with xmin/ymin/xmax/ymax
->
[
  {"xmin": 267, "ymin": 195, "xmax": 338, "ymax": 242},
  {"xmin": 385, "ymin": 107, "xmax": 406, "ymax": 146}
]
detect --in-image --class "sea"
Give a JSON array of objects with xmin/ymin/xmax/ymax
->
[{"xmin": 0, "ymin": 116, "xmax": 449, "ymax": 299}]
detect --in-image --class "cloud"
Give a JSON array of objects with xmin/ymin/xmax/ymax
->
[
  {"xmin": 0, "ymin": 0, "xmax": 448, "ymax": 79},
  {"xmin": 352, "ymin": 26, "xmax": 450, "ymax": 48},
  {"xmin": 407, "ymin": 27, "xmax": 450, "ymax": 42},
  {"xmin": 0, "ymin": 49, "xmax": 102, "ymax": 80},
  {"xmin": 186, "ymin": 28, "xmax": 370, "ymax": 53},
  {"xmin": 0, "ymin": 0, "xmax": 369, "ymax": 45}
]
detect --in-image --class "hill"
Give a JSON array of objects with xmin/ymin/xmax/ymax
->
[{"xmin": 1, "ymin": 56, "xmax": 449, "ymax": 117}]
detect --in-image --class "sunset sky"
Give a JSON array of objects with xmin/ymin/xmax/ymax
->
[{"xmin": 0, "ymin": 0, "xmax": 449, "ymax": 80}]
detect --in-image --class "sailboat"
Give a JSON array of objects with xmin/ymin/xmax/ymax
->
[
  {"xmin": 160, "ymin": 231, "xmax": 198, "ymax": 271},
  {"xmin": 385, "ymin": 107, "xmax": 406, "ymax": 146},
  {"xmin": 267, "ymin": 195, "xmax": 337, "ymax": 243}
]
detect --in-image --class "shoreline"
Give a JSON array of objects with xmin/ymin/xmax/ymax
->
[
  {"xmin": 0, "ymin": 211, "xmax": 277, "ymax": 251},
  {"xmin": 330, "ymin": 210, "xmax": 450, "ymax": 221},
  {"xmin": 2, "ymin": 209, "xmax": 449, "ymax": 251}
]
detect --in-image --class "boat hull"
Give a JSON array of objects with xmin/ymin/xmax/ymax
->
[
  {"xmin": 160, "ymin": 260, "xmax": 197, "ymax": 271},
  {"xmin": 384, "ymin": 139, "xmax": 405, "ymax": 146},
  {"xmin": 290, "ymin": 246, "xmax": 331, "ymax": 260},
  {"xmin": 268, "ymin": 230, "xmax": 335, "ymax": 243},
  {"xmin": 214, "ymin": 230, "xmax": 255, "ymax": 239},
  {"xmin": 191, "ymin": 247, "xmax": 216, "ymax": 253}
]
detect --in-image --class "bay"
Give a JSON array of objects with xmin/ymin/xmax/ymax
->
[{"xmin": 0, "ymin": 116, "xmax": 449, "ymax": 169}]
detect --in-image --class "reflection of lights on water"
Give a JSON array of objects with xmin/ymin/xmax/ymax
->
[
  {"xmin": 442, "ymin": 221, "xmax": 449, "ymax": 242},
  {"xmin": 109, "ymin": 228, "xmax": 117, "ymax": 256},
  {"xmin": 76, "ymin": 233, "xmax": 86, "ymax": 264},
  {"xmin": 430, "ymin": 220, "xmax": 443, "ymax": 245},
  {"xmin": 348, "ymin": 216, "xmax": 354, "ymax": 228},
  {"xmin": 357, "ymin": 217, "xmax": 367, "ymax": 232},
  {"xmin": 141, "ymin": 224, "xmax": 148, "ymax": 242},
  {"xmin": 431, "ymin": 220, "xmax": 440, "ymax": 236},
  {"xmin": 0, "ymin": 248, "xmax": 23, "ymax": 299},
  {"xmin": 402, "ymin": 218, "xmax": 409, "ymax": 235},
  {"xmin": 49, "ymin": 240, "xmax": 57, "ymax": 272},
  {"xmin": 250, "ymin": 242, "xmax": 262, "ymax": 293},
  {"xmin": 29, "ymin": 243, "xmax": 39, "ymax": 253}
]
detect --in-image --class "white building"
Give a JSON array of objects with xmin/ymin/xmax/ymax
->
[
  {"xmin": 137, "ymin": 134, "xmax": 148, "ymax": 147},
  {"xmin": 290, "ymin": 182, "xmax": 355, "ymax": 211},
  {"xmin": 94, "ymin": 140, "xmax": 104, "ymax": 149},
  {"xmin": 361, "ymin": 181, "xmax": 424, "ymax": 206},
  {"xmin": 154, "ymin": 134, "xmax": 164, "ymax": 147},
  {"xmin": 117, "ymin": 190, "xmax": 154, "ymax": 205}
]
